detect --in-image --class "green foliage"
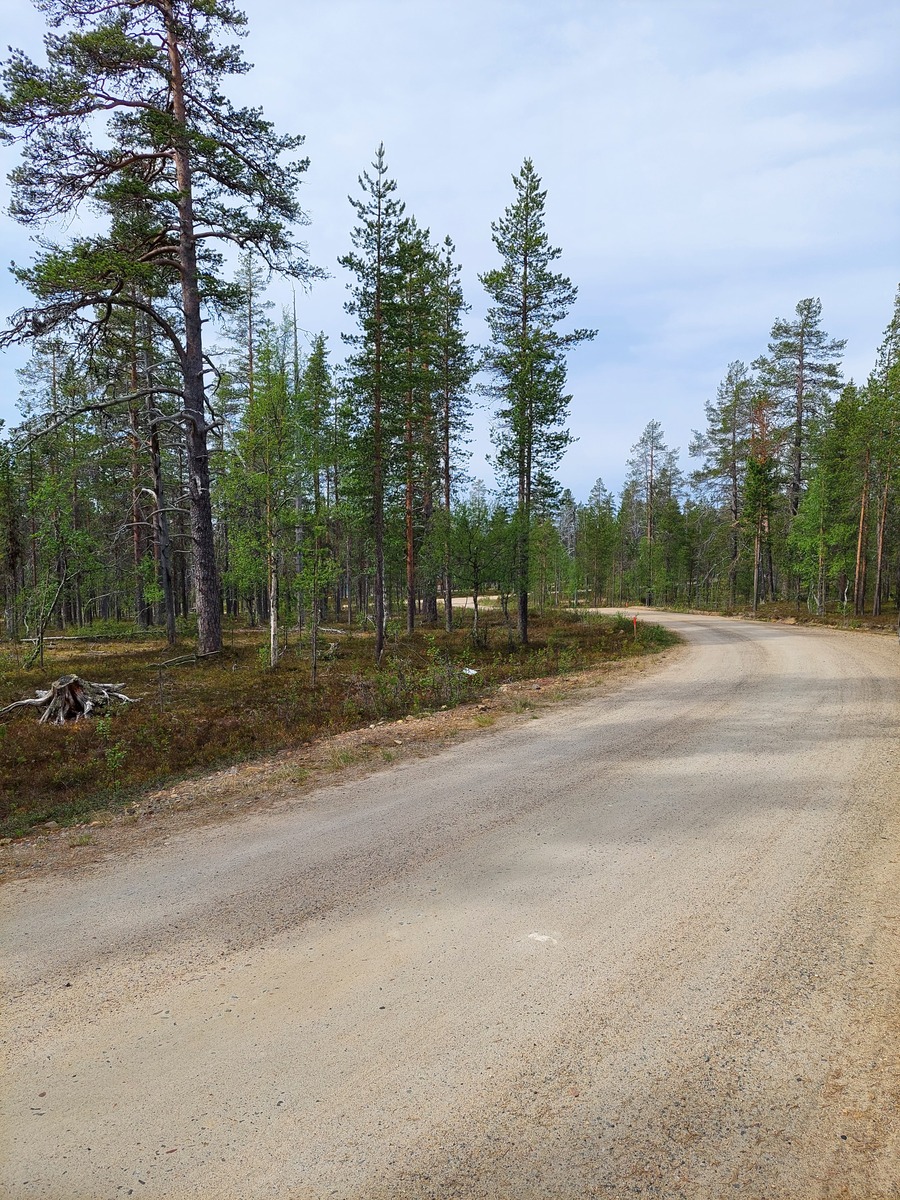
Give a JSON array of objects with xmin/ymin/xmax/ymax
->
[
  {"xmin": 753, "ymin": 297, "xmax": 845, "ymax": 517},
  {"xmin": 480, "ymin": 158, "xmax": 595, "ymax": 641},
  {"xmin": 0, "ymin": 28, "xmax": 896, "ymax": 664}
]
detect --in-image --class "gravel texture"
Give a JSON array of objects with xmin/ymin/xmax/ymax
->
[{"xmin": 1, "ymin": 612, "xmax": 898, "ymax": 1199}]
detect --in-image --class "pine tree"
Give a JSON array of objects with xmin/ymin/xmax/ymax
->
[
  {"xmin": 0, "ymin": 429, "xmax": 23, "ymax": 639},
  {"xmin": 869, "ymin": 286, "xmax": 900, "ymax": 614},
  {"xmin": 340, "ymin": 145, "xmax": 405, "ymax": 660},
  {"xmin": 754, "ymin": 299, "xmax": 845, "ymax": 519},
  {"xmin": 690, "ymin": 361, "xmax": 754, "ymax": 605},
  {"xmin": 0, "ymin": 0, "xmax": 317, "ymax": 653},
  {"xmin": 576, "ymin": 478, "xmax": 615, "ymax": 606},
  {"xmin": 480, "ymin": 158, "xmax": 595, "ymax": 643},
  {"xmin": 434, "ymin": 236, "xmax": 475, "ymax": 631},
  {"xmin": 744, "ymin": 395, "xmax": 781, "ymax": 612},
  {"xmin": 394, "ymin": 219, "xmax": 440, "ymax": 634},
  {"xmin": 625, "ymin": 421, "xmax": 681, "ymax": 605},
  {"xmin": 296, "ymin": 332, "xmax": 342, "ymax": 675}
]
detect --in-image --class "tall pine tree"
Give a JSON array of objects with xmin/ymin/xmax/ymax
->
[
  {"xmin": 0, "ymin": 0, "xmax": 317, "ymax": 652},
  {"xmin": 340, "ymin": 145, "xmax": 405, "ymax": 660},
  {"xmin": 480, "ymin": 158, "xmax": 594, "ymax": 643},
  {"xmin": 754, "ymin": 299, "xmax": 845, "ymax": 520}
]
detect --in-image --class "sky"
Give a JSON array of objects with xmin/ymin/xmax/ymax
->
[{"xmin": 0, "ymin": 0, "xmax": 898, "ymax": 498}]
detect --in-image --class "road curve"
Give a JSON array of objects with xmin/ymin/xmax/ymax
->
[{"xmin": 2, "ymin": 613, "xmax": 899, "ymax": 1199}]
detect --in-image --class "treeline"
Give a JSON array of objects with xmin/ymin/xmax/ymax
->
[
  {"xmin": 609, "ymin": 291, "xmax": 900, "ymax": 615},
  {"xmin": 0, "ymin": 122, "xmax": 594, "ymax": 660},
  {"xmin": 5, "ymin": 279, "xmax": 898, "ymax": 663},
  {"xmin": 0, "ymin": 0, "xmax": 593, "ymax": 659},
  {"xmin": 1, "ymin": 2, "xmax": 898, "ymax": 660}
]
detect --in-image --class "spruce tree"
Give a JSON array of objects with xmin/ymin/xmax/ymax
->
[{"xmin": 480, "ymin": 158, "xmax": 594, "ymax": 643}]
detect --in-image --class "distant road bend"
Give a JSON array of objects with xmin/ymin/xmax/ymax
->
[{"xmin": 2, "ymin": 612, "xmax": 898, "ymax": 1199}]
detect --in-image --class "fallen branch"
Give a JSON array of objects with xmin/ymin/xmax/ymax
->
[
  {"xmin": 20, "ymin": 633, "xmax": 165, "ymax": 644},
  {"xmin": 0, "ymin": 675, "xmax": 137, "ymax": 724},
  {"xmin": 148, "ymin": 650, "xmax": 221, "ymax": 670}
]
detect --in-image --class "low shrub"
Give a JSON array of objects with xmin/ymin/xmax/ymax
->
[{"xmin": 0, "ymin": 611, "xmax": 678, "ymax": 835}]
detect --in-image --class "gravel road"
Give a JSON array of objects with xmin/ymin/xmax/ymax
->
[{"xmin": 2, "ymin": 612, "xmax": 898, "ymax": 1199}]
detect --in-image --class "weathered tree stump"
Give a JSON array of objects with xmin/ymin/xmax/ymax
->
[{"xmin": 0, "ymin": 676, "xmax": 136, "ymax": 725}]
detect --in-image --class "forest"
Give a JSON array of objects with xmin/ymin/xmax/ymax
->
[{"xmin": 1, "ymin": 1, "xmax": 899, "ymax": 664}]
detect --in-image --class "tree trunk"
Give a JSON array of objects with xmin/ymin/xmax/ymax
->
[
  {"xmin": 790, "ymin": 342, "xmax": 806, "ymax": 518},
  {"xmin": 405, "ymin": 411, "xmax": 415, "ymax": 636},
  {"xmin": 872, "ymin": 461, "xmax": 891, "ymax": 617},
  {"xmin": 268, "ymin": 548, "xmax": 279, "ymax": 668},
  {"xmin": 129, "ymin": 397, "xmax": 148, "ymax": 629},
  {"xmin": 146, "ymin": 394, "xmax": 177, "ymax": 646},
  {"xmin": 853, "ymin": 450, "xmax": 870, "ymax": 616},
  {"xmin": 752, "ymin": 516, "xmax": 762, "ymax": 615},
  {"xmin": 442, "ymin": 375, "xmax": 453, "ymax": 633},
  {"xmin": 164, "ymin": 2, "xmax": 221, "ymax": 655}
]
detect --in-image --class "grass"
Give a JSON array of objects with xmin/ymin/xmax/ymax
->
[
  {"xmin": 327, "ymin": 747, "xmax": 368, "ymax": 771},
  {"xmin": 0, "ymin": 609, "xmax": 678, "ymax": 837}
]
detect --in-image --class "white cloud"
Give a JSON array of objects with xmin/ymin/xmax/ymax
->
[{"xmin": 0, "ymin": 0, "xmax": 897, "ymax": 496}]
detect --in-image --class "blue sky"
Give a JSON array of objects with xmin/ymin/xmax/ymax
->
[{"xmin": 0, "ymin": 0, "xmax": 898, "ymax": 496}]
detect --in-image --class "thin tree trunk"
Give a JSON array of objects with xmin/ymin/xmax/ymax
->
[
  {"xmin": 267, "ymin": 489, "xmax": 279, "ymax": 667},
  {"xmin": 405, "ymin": 410, "xmax": 415, "ymax": 635},
  {"xmin": 873, "ymin": 459, "xmax": 891, "ymax": 616},
  {"xmin": 752, "ymin": 521, "xmax": 761, "ymax": 614},
  {"xmin": 373, "ymin": 399, "xmax": 385, "ymax": 659},
  {"xmin": 442, "ymin": 376, "xmax": 453, "ymax": 632},
  {"xmin": 311, "ymin": 534, "xmax": 320, "ymax": 686},
  {"xmin": 729, "ymin": 422, "xmax": 739, "ymax": 607},
  {"xmin": 372, "ymin": 183, "xmax": 387, "ymax": 662},
  {"xmin": 129, "ymin": 372, "xmax": 148, "ymax": 628},
  {"xmin": 790, "ymin": 343, "xmax": 806, "ymax": 518},
  {"xmin": 422, "ymin": 493, "xmax": 438, "ymax": 623},
  {"xmin": 149, "ymin": 420, "xmax": 177, "ymax": 646},
  {"xmin": 517, "ymin": 235, "xmax": 531, "ymax": 646},
  {"xmin": 269, "ymin": 550, "xmax": 279, "ymax": 668},
  {"xmin": 853, "ymin": 450, "xmax": 870, "ymax": 615},
  {"xmin": 816, "ymin": 487, "xmax": 826, "ymax": 616}
]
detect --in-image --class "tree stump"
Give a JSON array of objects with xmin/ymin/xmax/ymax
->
[{"xmin": 0, "ymin": 676, "xmax": 136, "ymax": 724}]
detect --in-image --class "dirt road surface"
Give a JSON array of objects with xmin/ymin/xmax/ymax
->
[{"xmin": 2, "ymin": 612, "xmax": 898, "ymax": 1199}]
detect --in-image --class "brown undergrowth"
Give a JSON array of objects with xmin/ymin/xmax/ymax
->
[
  {"xmin": 0, "ymin": 609, "xmax": 677, "ymax": 838},
  {"xmin": 692, "ymin": 599, "xmax": 900, "ymax": 632}
]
